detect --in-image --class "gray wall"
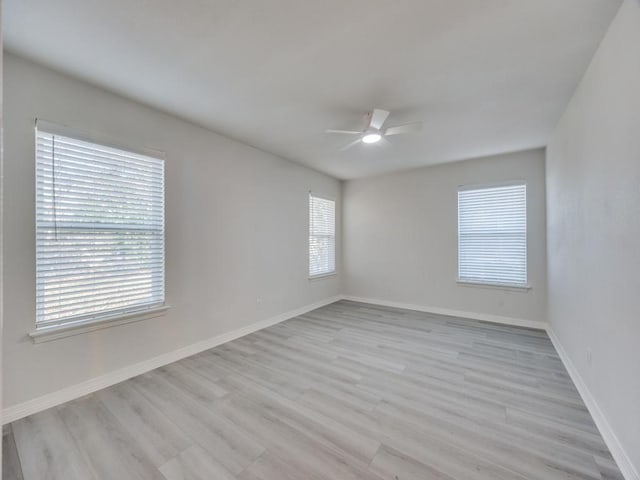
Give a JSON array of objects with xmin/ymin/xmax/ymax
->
[
  {"xmin": 343, "ymin": 149, "xmax": 547, "ymax": 326},
  {"xmin": 546, "ymin": 0, "xmax": 640, "ymax": 473},
  {"xmin": 2, "ymin": 53, "xmax": 341, "ymax": 409}
]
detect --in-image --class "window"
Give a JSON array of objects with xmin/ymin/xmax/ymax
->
[
  {"xmin": 35, "ymin": 123, "xmax": 165, "ymax": 329},
  {"xmin": 458, "ymin": 183, "xmax": 527, "ymax": 287},
  {"xmin": 309, "ymin": 194, "xmax": 336, "ymax": 277}
]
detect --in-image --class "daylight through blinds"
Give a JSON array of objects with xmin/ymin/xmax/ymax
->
[
  {"xmin": 458, "ymin": 184, "xmax": 527, "ymax": 286},
  {"xmin": 309, "ymin": 194, "xmax": 336, "ymax": 277},
  {"xmin": 35, "ymin": 127, "xmax": 165, "ymax": 327}
]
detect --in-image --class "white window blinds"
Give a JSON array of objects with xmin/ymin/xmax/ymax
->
[
  {"xmin": 36, "ymin": 126, "xmax": 165, "ymax": 328},
  {"xmin": 309, "ymin": 194, "xmax": 336, "ymax": 277},
  {"xmin": 458, "ymin": 184, "xmax": 527, "ymax": 287}
]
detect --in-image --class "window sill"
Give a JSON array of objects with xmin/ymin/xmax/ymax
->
[
  {"xmin": 457, "ymin": 280, "xmax": 531, "ymax": 292},
  {"xmin": 309, "ymin": 272, "xmax": 338, "ymax": 281},
  {"xmin": 29, "ymin": 305, "xmax": 171, "ymax": 344}
]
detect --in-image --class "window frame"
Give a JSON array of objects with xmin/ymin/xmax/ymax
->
[
  {"xmin": 32, "ymin": 120, "xmax": 168, "ymax": 339},
  {"xmin": 457, "ymin": 181, "xmax": 529, "ymax": 290},
  {"xmin": 308, "ymin": 192, "xmax": 337, "ymax": 279}
]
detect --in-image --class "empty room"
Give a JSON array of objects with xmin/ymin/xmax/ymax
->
[{"xmin": 1, "ymin": 0, "xmax": 639, "ymax": 479}]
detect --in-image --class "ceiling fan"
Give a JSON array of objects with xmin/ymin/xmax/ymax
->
[{"xmin": 326, "ymin": 109, "xmax": 422, "ymax": 150}]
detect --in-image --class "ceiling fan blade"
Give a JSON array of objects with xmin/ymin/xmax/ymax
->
[
  {"xmin": 339, "ymin": 138, "xmax": 363, "ymax": 151},
  {"xmin": 326, "ymin": 129, "xmax": 362, "ymax": 135},
  {"xmin": 368, "ymin": 109, "xmax": 390, "ymax": 130},
  {"xmin": 384, "ymin": 121, "xmax": 423, "ymax": 136},
  {"xmin": 380, "ymin": 136, "xmax": 392, "ymax": 147}
]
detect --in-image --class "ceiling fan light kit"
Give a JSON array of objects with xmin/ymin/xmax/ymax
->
[
  {"xmin": 326, "ymin": 108, "xmax": 423, "ymax": 150},
  {"xmin": 362, "ymin": 133, "xmax": 382, "ymax": 144}
]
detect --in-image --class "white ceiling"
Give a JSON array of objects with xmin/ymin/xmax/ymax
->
[{"xmin": 4, "ymin": 0, "xmax": 621, "ymax": 179}]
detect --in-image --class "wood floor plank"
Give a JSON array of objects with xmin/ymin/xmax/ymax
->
[
  {"xmin": 368, "ymin": 445, "xmax": 456, "ymax": 480},
  {"xmin": 57, "ymin": 395, "xmax": 164, "ymax": 480},
  {"xmin": 217, "ymin": 373, "xmax": 381, "ymax": 467},
  {"xmin": 375, "ymin": 400, "xmax": 601, "ymax": 480},
  {"xmin": 4, "ymin": 300, "xmax": 624, "ymax": 480},
  {"xmin": 2, "ymin": 431, "xmax": 24, "ymax": 480},
  {"xmin": 215, "ymin": 394, "xmax": 386, "ymax": 480},
  {"xmin": 95, "ymin": 381, "xmax": 193, "ymax": 467},
  {"xmin": 130, "ymin": 371, "xmax": 264, "ymax": 475},
  {"xmin": 159, "ymin": 445, "xmax": 235, "ymax": 480},
  {"xmin": 12, "ymin": 408, "xmax": 98, "ymax": 480},
  {"xmin": 236, "ymin": 452, "xmax": 321, "ymax": 480}
]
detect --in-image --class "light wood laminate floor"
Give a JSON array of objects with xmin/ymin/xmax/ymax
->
[{"xmin": 3, "ymin": 300, "xmax": 624, "ymax": 479}]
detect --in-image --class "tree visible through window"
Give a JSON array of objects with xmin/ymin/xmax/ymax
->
[{"xmin": 35, "ymin": 124, "xmax": 165, "ymax": 328}]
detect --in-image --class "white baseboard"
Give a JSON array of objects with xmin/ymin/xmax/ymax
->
[
  {"xmin": 341, "ymin": 295, "xmax": 546, "ymax": 330},
  {"xmin": 547, "ymin": 328, "xmax": 639, "ymax": 480},
  {"xmin": 2, "ymin": 295, "xmax": 342, "ymax": 424}
]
